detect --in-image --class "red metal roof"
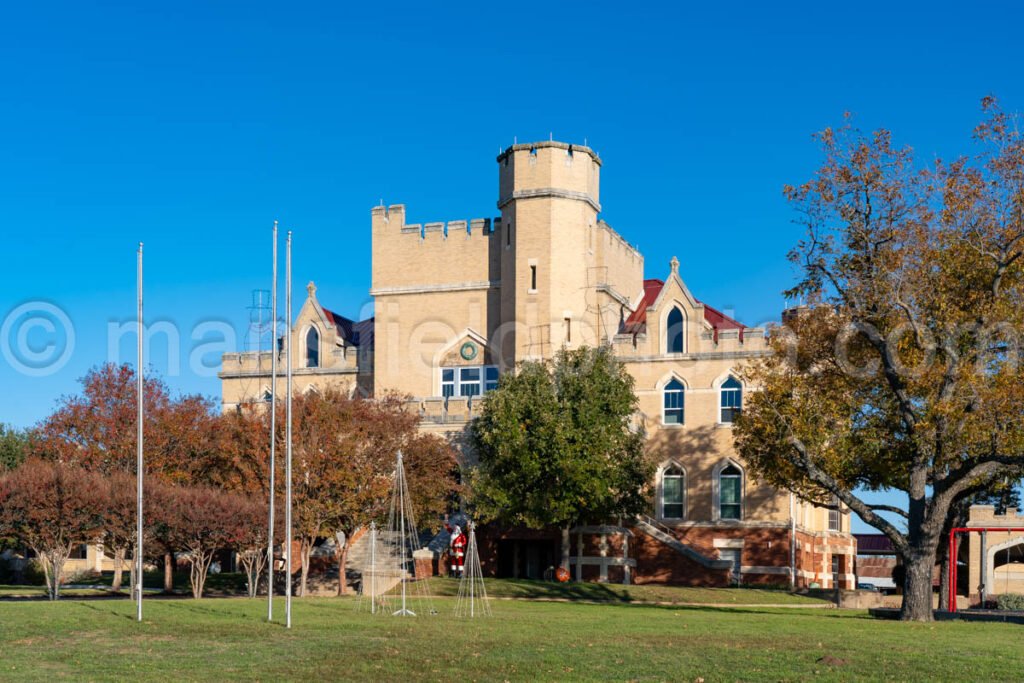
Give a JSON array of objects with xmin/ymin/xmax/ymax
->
[
  {"xmin": 621, "ymin": 278, "xmax": 746, "ymax": 340},
  {"xmin": 622, "ymin": 279, "xmax": 665, "ymax": 333}
]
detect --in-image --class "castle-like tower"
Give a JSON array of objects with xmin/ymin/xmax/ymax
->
[{"xmin": 371, "ymin": 141, "xmax": 643, "ymax": 398}]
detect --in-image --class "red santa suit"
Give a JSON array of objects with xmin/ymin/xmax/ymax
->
[{"xmin": 449, "ymin": 525, "xmax": 467, "ymax": 578}]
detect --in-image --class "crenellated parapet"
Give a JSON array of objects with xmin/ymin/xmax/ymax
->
[{"xmin": 371, "ymin": 204, "xmax": 499, "ymax": 239}]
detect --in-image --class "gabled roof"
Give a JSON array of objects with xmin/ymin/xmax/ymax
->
[
  {"xmin": 620, "ymin": 279, "xmax": 746, "ymax": 341},
  {"xmin": 623, "ymin": 279, "xmax": 665, "ymax": 333},
  {"xmin": 320, "ymin": 306, "xmax": 374, "ymax": 348}
]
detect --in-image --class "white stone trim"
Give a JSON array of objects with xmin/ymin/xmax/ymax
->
[
  {"xmin": 497, "ymin": 187, "xmax": 601, "ymax": 212},
  {"xmin": 741, "ymin": 566, "xmax": 790, "ymax": 575},
  {"xmin": 986, "ymin": 536, "xmax": 1024, "ymax": 592},
  {"xmin": 714, "ymin": 538, "xmax": 745, "ymax": 549},
  {"xmin": 369, "ymin": 280, "xmax": 501, "ymax": 296}
]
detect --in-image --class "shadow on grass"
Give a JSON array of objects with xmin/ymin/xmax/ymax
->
[{"xmin": 74, "ymin": 600, "xmax": 137, "ymax": 622}]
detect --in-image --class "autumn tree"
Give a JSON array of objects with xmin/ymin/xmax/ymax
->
[
  {"xmin": 288, "ymin": 390, "xmax": 458, "ymax": 596},
  {"xmin": 734, "ymin": 99, "xmax": 1024, "ymax": 621},
  {"xmin": 164, "ymin": 485, "xmax": 247, "ymax": 599},
  {"xmin": 233, "ymin": 496, "xmax": 273, "ymax": 598},
  {"xmin": 470, "ymin": 345, "xmax": 651, "ymax": 571},
  {"xmin": 0, "ymin": 459, "xmax": 107, "ymax": 600},
  {"xmin": 35, "ymin": 363, "xmax": 225, "ymax": 589}
]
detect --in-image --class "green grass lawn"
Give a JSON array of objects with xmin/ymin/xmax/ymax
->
[
  {"xmin": 1, "ymin": 589, "xmax": 1022, "ymax": 681},
  {"xmin": 0, "ymin": 585, "xmax": 111, "ymax": 598},
  {"xmin": 425, "ymin": 577, "xmax": 828, "ymax": 605}
]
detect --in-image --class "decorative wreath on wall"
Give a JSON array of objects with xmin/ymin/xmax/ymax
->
[{"xmin": 459, "ymin": 341, "xmax": 478, "ymax": 361}]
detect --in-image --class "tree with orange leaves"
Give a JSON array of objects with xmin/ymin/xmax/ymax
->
[
  {"xmin": 735, "ymin": 98, "xmax": 1024, "ymax": 621},
  {"xmin": 287, "ymin": 390, "xmax": 459, "ymax": 596}
]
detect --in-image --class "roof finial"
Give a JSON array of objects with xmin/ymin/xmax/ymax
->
[
  {"xmin": 307, "ymin": 281, "xmax": 317, "ymax": 298},
  {"xmin": 670, "ymin": 256, "xmax": 680, "ymax": 275}
]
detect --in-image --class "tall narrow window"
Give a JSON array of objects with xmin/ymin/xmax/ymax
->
[
  {"xmin": 565, "ymin": 318, "xmax": 572, "ymax": 343},
  {"xmin": 667, "ymin": 307, "xmax": 684, "ymax": 353},
  {"xmin": 305, "ymin": 328, "xmax": 320, "ymax": 368},
  {"xmin": 530, "ymin": 264, "xmax": 537, "ymax": 290},
  {"xmin": 506, "ymin": 223, "xmax": 512, "ymax": 247},
  {"xmin": 719, "ymin": 464, "xmax": 743, "ymax": 520},
  {"xmin": 828, "ymin": 498, "xmax": 841, "ymax": 532},
  {"xmin": 719, "ymin": 376, "xmax": 742, "ymax": 423},
  {"xmin": 661, "ymin": 464, "xmax": 685, "ymax": 519},
  {"xmin": 663, "ymin": 379, "xmax": 684, "ymax": 425}
]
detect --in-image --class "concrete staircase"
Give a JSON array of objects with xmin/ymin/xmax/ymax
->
[
  {"xmin": 344, "ymin": 527, "xmax": 409, "ymax": 595},
  {"xmin": 634, "ymin": 515, "xmax": 733, "ymax": 570}
]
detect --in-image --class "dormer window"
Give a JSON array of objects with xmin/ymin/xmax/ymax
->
[{"xmin": 305, "ymin": 327, "xmax": 320, "ymax": 368}]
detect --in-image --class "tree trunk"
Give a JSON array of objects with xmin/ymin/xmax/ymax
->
[
  {"xmin": 937, "ymin": 534, "xmax": 951, "ymax": 611},
  {"xmin": 560, "ymin": 526, "xmax": 571, "ymax": 573},
  {"xmin": 900, "ymin": 549, "xmax": 936, "ymax": 621},
  {"xmin": 336, "ymin": 543, "xmax": 349, "ymax": 596},
  {"xmin": 128, "ymin": 557, "xmax": 137, "ymax": 602},
  {"xmin": 111, "ymin": 546, "xmax": 126, "ymax": 592},
  {"xmin": 300, "ymin": 540, "xmax": 311, "ymax": 597},
  {"xmin": 164, "ymin": 551, "xmax": 174, "ymax": 593}
]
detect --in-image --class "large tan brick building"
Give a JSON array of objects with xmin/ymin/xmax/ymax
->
[{"xmin": 220, "ymin": 141, "xmax": 854, "ymax": 588}]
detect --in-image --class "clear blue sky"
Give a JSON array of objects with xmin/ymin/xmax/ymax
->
[{"xmin": 2, "ymin": 2, "xmax": 1021, "ymax": 527}]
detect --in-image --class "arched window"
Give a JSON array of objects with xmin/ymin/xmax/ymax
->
[
  {"xmin": 305, "ymin": 327, "xmax": 319, "ymax": 368},
  {"xmin": 666, "ymin": 307, "xmax": 684, "ymax": 354},
  {"xmin": 660, "ymin": 464, "xmax": 685, "ymax": 519},
  {"xmin": 719, "ymin": 464, "xmax": 743, "ymax": 520},
  {"xmin": 719, "ymin": 376, "xmax": 742, "ymax": 423},
  {"xmin": 663, "ymin": 379, "xmax": 685, "ymax": 425}
]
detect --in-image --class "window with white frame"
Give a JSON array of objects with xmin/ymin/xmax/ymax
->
[
  {"xmin": 666, "ymin": 307, "xmax": 684, "ymax": 354},
  {"xmin": 663, "ymin": 379, "xmax": 684, "ymax": 425},
  {"xmin": 828, "ymin": 498, "xmax": 841, "ymax": 531},
  {"xmin": 719, "ymin": 375, "xmax": 742, "ymax": 423},
  {"xmin": 441, "ymin": 365, "xmax": 498, "ymax": 398},
  {"xmin": 719, "ymin": 464, "xmax": 743, "ymax": 520},
  {"xmin": 660, "ymin": 464, "xmax": 685, "ymax": 519}
]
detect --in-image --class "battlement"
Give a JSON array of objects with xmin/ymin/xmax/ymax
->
[
  {"xmin": 371, "ymin": 204, "xmax": 499, "ymax": 239},
  {"xmin": 598, "ymin": 220, "xmax": 643, "ymax": 261},
  {"xmin": 497, "ymin": 140, "xmax": 601, "ymax": 212},
  {"xmin": 969, "ymin": 505, "xmax": 1023, "ymax": 525},
  {"xmin": 496, "ymin": 140, "xmax": 601, "ymax": 166}
]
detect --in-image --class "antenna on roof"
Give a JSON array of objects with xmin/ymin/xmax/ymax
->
[
  {"xmin": 514, "ymin": 136, "xmax": 517, "ymax": 145},
  {"xmin": 549, "ymin": 131, "xmax": 553, "ymax": 141},
  {"xmin": 584, "ymin": 137, "xmax": 588, "ymax": 147}
]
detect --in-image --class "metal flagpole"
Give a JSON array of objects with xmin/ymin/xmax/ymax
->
[
  {"xmin": 136, "ymin": 242, "xmax": 144, "ymax": 623},
  {"xmin": 399, "ymin": 452, "xmax": 407, "ymax": 616},
  {"xmin": 285, "ymin": 231, "xmax": 293, "ymax": 629},
  {"xmin": 267, "ymin": 222, "xmax": 278, "ymax": 622}
]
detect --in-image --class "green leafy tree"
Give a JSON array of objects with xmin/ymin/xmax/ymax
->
[
  {"xmin": 734, "ymin": 99, "xmax": 1024, "ymax": 621},
  {"xmin": 470, "ymin": 345, "xmax": 651, "ymax": 571},
  {"xmin": 0, "ymin": 424, "xmax": 29, "ymax": 472}
]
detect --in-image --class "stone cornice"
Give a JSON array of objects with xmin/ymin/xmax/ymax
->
[
  {"xmin": 369, "ymin": 280, "xmax": 501, "ymax": 297},
  {"xmin": 497, "ymin": 187, "xmax": 601, "ymax": 212},
  {"xmin": 218, "ymin": 367, "xmax": 358, "ymax": 380}
]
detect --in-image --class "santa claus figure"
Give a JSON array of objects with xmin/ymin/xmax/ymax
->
[{"xmin": 448, "ymin": 525, "xmax": 467, "ymax": 578}]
